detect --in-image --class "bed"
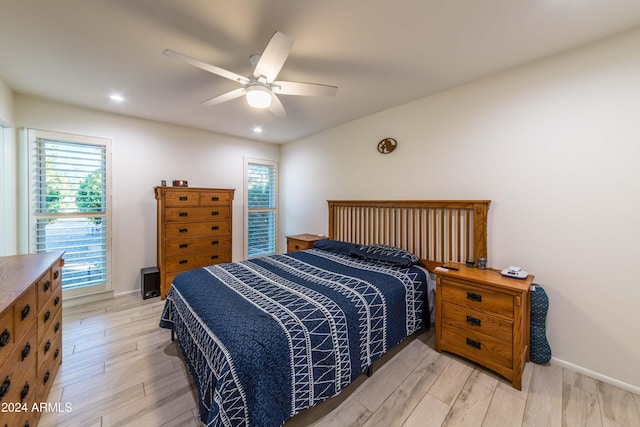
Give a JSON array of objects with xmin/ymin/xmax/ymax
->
[{"xmin": 159, "ymin": 200, "xmax": 490, "ymax": 427}]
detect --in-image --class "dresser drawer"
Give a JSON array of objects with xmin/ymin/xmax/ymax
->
[
  {"xmin": 164, "ymin": 191, "xmax": 200, "ymax": 207},
  {"xmin": 441, "ymin": 322, "xmax": 513, "ymax": 370},
  {"xmin": 0, "ymin": 309, "xmax": 15, "ymax": 367},
  {"xmin": 199, "ymin": 191, "xmax": 233, "ymax": 206},
  {"xmin": 37, "ymin": 347, "xmax": 61, "ymax": 402},
  {"xmin": 165, "ymin": 221, "xmax": 231, "ymax": 239},
  {"xmin": 37, "ymin": 286, "xmax": 62, "ymax": 343},
  {"xmin": 441, "ymin": 279, "xmax": 514, "ymax": 318},
  {"xmin": 13, "ymin": 287, "xmax": 37, "ymax": 343},
  {"xmin": 36, "ymin": 268, "xmax": 53, "ymax": 312},
  {"xmin": 441, "ymin": 302, "xmax": 513, "ymax": 343},
  {"xmin": 0, "ymin": 326, "xmax": 37, "ymax": 404},
  {"xmin": 166, "ymin": 250, "xmax": 231, "ymax": 272},
  {"xmin": 38, "ymin": 310, "xmax": 62, "ymax": 371},
  {"xmin": 166, "ymin": 207, "xmax": 231, "ymax": 222},
  {"xmin": 165, "ymin": 236, "xmax": 231, "ymax": 256}
]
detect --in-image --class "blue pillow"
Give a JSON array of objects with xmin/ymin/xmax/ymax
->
[
  {"xmin": 530, "ymin": 284, "xmax": 551, "ymax": 364},
  {"xmin": 313, "ymin": 239, "xmax": 358, "ymax": 255},
  {"xmin": 350, "ymin": 244, "xmax": 423, "ymax": 267}
]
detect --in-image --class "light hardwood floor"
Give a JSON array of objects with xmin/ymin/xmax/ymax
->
[{"xmin": 38, "ymin": 293, "xmax": 640, "ymax": 427}]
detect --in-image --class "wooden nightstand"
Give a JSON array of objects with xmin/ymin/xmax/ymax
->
[
  {"xmin": 434, "ymin": 263, "xmax": 533, "ymax": 389},
  {"xmin": 286, "ymin": 234, "xmax": 327, "ymax": 253}
]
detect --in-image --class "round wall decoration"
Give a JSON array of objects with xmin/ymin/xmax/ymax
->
[{"xmin": 377, "ymin": 138, "xmax": 397, "ymax": 154}]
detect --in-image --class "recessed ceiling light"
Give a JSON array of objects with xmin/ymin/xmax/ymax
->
[
  {"xmin": 253, "ymin": 126, "xmax": 263, "ymax": 133},
  {"xmin": 109, "ymin": 94, "xmax": 125, "ymax": 103}
]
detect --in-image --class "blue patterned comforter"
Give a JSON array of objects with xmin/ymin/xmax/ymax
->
[{"xmin": 159, "ymin": 248, "xmax": 428, "ymax": 427}]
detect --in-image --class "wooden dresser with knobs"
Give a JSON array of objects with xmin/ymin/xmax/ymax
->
[
  {"xmin": 0, "ymin": 251, "xmax": 64, "ymax": 427},
  {"xmin": 434, "ymin": 263, "xmax": 532, "ymax": 390},
  {"xmin": 286, "ymin": 234, "xmax": 327, "ymax": 253},
  {"xmin": 155, "ymin": 187, "xmax": 234, "ymax": 299}
]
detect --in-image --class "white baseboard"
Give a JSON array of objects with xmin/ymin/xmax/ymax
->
[
  {"xmin": 113, "ymin": 289, "xmax": 139, "ymax": 297},
  {"xmin": 551, "ymin": 356, "xmax": 640, "ymax": 395},
  {"xmin": 61, "ymin": 289, "xmax": 114, "ymax": 308}
]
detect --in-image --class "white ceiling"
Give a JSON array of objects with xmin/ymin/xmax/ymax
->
[{"xmin": 1, "ymin": 0, "xmax": 640, "ymax": 143}]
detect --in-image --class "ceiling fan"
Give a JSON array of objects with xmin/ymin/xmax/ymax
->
[{"xmin": 164, "ymin": 31, "xmax": 338, "ymax": 117}]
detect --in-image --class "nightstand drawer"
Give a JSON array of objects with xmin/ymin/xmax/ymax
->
[
  {"xmin": 441, "ymin": 279, "xmax": 514, "ymax": 318},
  {"xmin": 441, "ymin": 323, "xmax": 513, "ymax": 370},
  {"xmin": 441, "ymin": 301, "xmax": 513, "ymax": 343}
]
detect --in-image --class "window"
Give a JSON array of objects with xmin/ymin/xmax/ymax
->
[
  {"xmin": 244, "ymin": 158, "xmax": 278, "ymax": 258},
  {"xmin": 27, "ymin": 129, "xmax": 111, "ymax": 296}
]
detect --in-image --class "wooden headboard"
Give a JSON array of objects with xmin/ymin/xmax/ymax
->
[{"xmin": 328, "ymin": 200, "xmax": 490, "ymax": 271}]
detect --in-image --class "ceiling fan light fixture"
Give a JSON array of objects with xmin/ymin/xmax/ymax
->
[{"xmin": 246, "ymin": 85, "xmax": 272, "ymax": 109}]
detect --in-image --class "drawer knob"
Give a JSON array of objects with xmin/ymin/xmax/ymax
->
[
  {"xmin": 0, "ymin": 329, "xmax": 10, "ymax": 347},
  {"xmin": 211, "ymin": 211, "xmax": 219, "ymax": 216},
  {"xmin": 179, "ymin": 260, "xmax": 188, "ymax": 265},
  {"xmin": 20, "ymin": 382, "xmax": 29, "ymax": 402},
  {"xmin": 179, "ymin": 228, "xmax": 188, "ymax": 233},
  {"xmin": 43, "ymin": 370, "xmax": 50, "ymax": 385},
  {"xmin": 54, "ymin": 348, "xmax": 60, "ymax": 359},
  {"xmin": 55, "ymin": 322, "xmax": 61, "ymax": 333},
  {"xmin": 44, "ymin": 310, "xmax": 51, "ymax": 323},
  {"xmin": 54, "ymin": 296, "xmax": 61, "ymax": 306},
  {"xmin": 54, "ymin": 270, "xmax": 60, "ymax": 280},
  {"xmin": 0, "ymin": 376, "xmax": 10, "ymax": 399},
  {"xmin": 179, "ymin": 212, "xmax": 188, "ymax": 217},
  {"xmin": 211, "ymin": 196, "xmax": 219, "ymax": 201},
  {"xmin": 44, "ymin": 280, "xmax": 51, "ymax": 291},
  {"xmin": 179, "ymin": 196, "xmax": 188, "ymax": 201},
  {"xmin": 211, "ymin": 240, "xmax": 219, "ymax": 245},
  {"xmin": 21, "ymin": 304, "xmax": 30, "ymax": 320},
  {"xmin": 211, "ymin": 226, "xmax": 219, "ymax": 231},
  {"xmin": 179, "ymin": 243, "xmax": 188, "ymax": 249},
  {"xmin": 466, "ymin": 316, "xmax": 481, "ymax": 327},
  {"xmin": 21, "ymin": 342, "xmax": 31, "ymax": 361},
  {"xmin": 44, "ymin": 340, "xmax": 51, "ymax": 354},
  {"xmin": 295, "ymin": 245, "xmax": 300, "ymax": 250},
  {"xmin": 466, "ymin": 338, "xmax": 481, "ymax": 349},
  {"xmin": 466, "ymin": 292, "xmax": 482, "ymax": 302},
  {"xmin": 211, "ymin": 255, "xmax": 219, "ymax": 260}
]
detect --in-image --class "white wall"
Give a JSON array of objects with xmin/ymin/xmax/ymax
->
[
  {"xmin": 0, "ymin": 76, "xmax": 16, "ymax": 256},
  {"xmin": 281, "ymin": 28, "xmax": 640, "ymax": 390},
  {"xmin": 14, "ymin": 95, "xmax": 280, "ymax": 295}
]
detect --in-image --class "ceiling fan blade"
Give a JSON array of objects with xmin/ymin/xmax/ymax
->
[
  {"xmin": 253, "ymin": 31, "xmax": 293, "ymax": 82},
  {"xmin": 201, "ymin": 87, "xmax": 247, "ymax": 106},
  {"xmin": 164, "ymin": 49, "xmax": 251, "ymax": 85},
  {"xmin": 272, "ymin": 80, "xmax": 338, "ymax": 97},
  {"xmin": 268, "ymin": 94, "xmax": 287, "ymax": 117}
]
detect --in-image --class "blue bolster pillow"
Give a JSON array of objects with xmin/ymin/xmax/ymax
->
[{"xmin": 530, "ymin": 284, "xmax": 551, "ymax": 364}]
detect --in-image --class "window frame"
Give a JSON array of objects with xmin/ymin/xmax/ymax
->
[
  {"xmin": 26, "ymin": 129, "xmax": 113, "ymax": 299},
  {"xmin": 244, "ymin": 157, "xmax": 278, "ymax": 259}
]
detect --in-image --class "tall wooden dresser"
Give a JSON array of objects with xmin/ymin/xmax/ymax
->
[
  {"xmin": 155, "ymin": 187, "xmax": 234, "ymax": 299},
  {"xmin": 0, "ymin": 251, "xmax": 64, "ymax": 427}
]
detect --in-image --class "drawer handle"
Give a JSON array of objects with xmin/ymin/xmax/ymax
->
[
  {"xmin": 179, "ymin": 259, "xmax": 188, "ymax": 265},
  {"xmin": 54, "ymin": 270, "xmax": 60, "ymax": 280},
  {"xmin": 466, "ymin": 292, "xmax": 482, "ymax": 302},
  {"xmin": 179, "ymin": 228, "xmax": 188, "ymax": 233},
  {"xmin": 55, "ymin": 295, "xmax": 60, "ymax": 306},
  {"xmin": 55, "ymin": 322, "xmax": 61, "ymax": 333},
  {"xmin": 466, "ymin": 338, "xmax": 481, "ymax": 349},
  {"xmin": 44, "ymin": 280, "xmax": 51, "ymax": 291},
  {"xmin": 211, "ymin": 211, "xmax": 219, "ymax": 216},
  {"xmin": 211, "ymin": 240, "xmax": 219, "ymax": 245},
  {"xmin": 466, "ymin": 316, "xmax": 481, "ymax": 327},
  {"xmin": 20, "ymin": 382, "xmax": 29, "ymax": 402},
  {"xmin": 44, "ymin": 340, "xmax": 51, "ymax": 354},
  {"xmin": 295, "ymin": 245, "xmax": 300, "ymax": 250},
  {"xmin": 211, "ymin": 226, "xmax": 219, "ymax": 231},
  {"xmin": 44, "ymin": 310, "xmax": 51, "ymax": 323},
  {"xmin": 211, "ymin": 196, "xmax": 219, "ymax": 201},
  {"xmin": 211, "ymin": 255, "xmax": 219, "ymax": 260},
  {"xmin": 0, "ymin": 329, "xmax": 10, "ymax": 347},
  {"xmin": 54, "ymin": 348, "xmax": 60, "ymax": 359},
  {"xmin": 21, "ymin": 304, "xmax": 30, "ymax": 320},
  {"xmin": 179, "ymin": 243, "xmax": 188, "ymax": 249},
  {"xmin": 179, "ymin": 212, "xmax": 188, "ymax": 217},
  {"xmin": 0, "ymin": 377, "xmax": 10, "ymax": 399},
  {"xmin": 21, "ymin": 342, "xmax": 31, "ymax": 361},
  {"xmin": 179, "ymin": 196, "xmax": 188, "ymax": 201},
  {"xmin": 43, "ymin": 370, "xmax": 50, "ymax": 385}
]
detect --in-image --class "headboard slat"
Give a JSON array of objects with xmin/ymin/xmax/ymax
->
[{"xmin": 328, "ymin": 200, "xmax": 490, "ymax": 271}]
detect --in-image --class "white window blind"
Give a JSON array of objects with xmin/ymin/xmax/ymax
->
[
  {"xmin": 245, "ymin": 159, "xmax": 278, "ymax": 258},
  {"xmin": 29, "ymin": 130, "xmax": 111, "ymax": 292}
]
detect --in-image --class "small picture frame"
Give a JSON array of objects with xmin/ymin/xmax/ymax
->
[
  {"xmin": 161, "ymin": 180, "xmax": 167, "ymax": 186},
  {"xmin": 172, "ymin": 180, "xmax": 188, "ymax": 187}
]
